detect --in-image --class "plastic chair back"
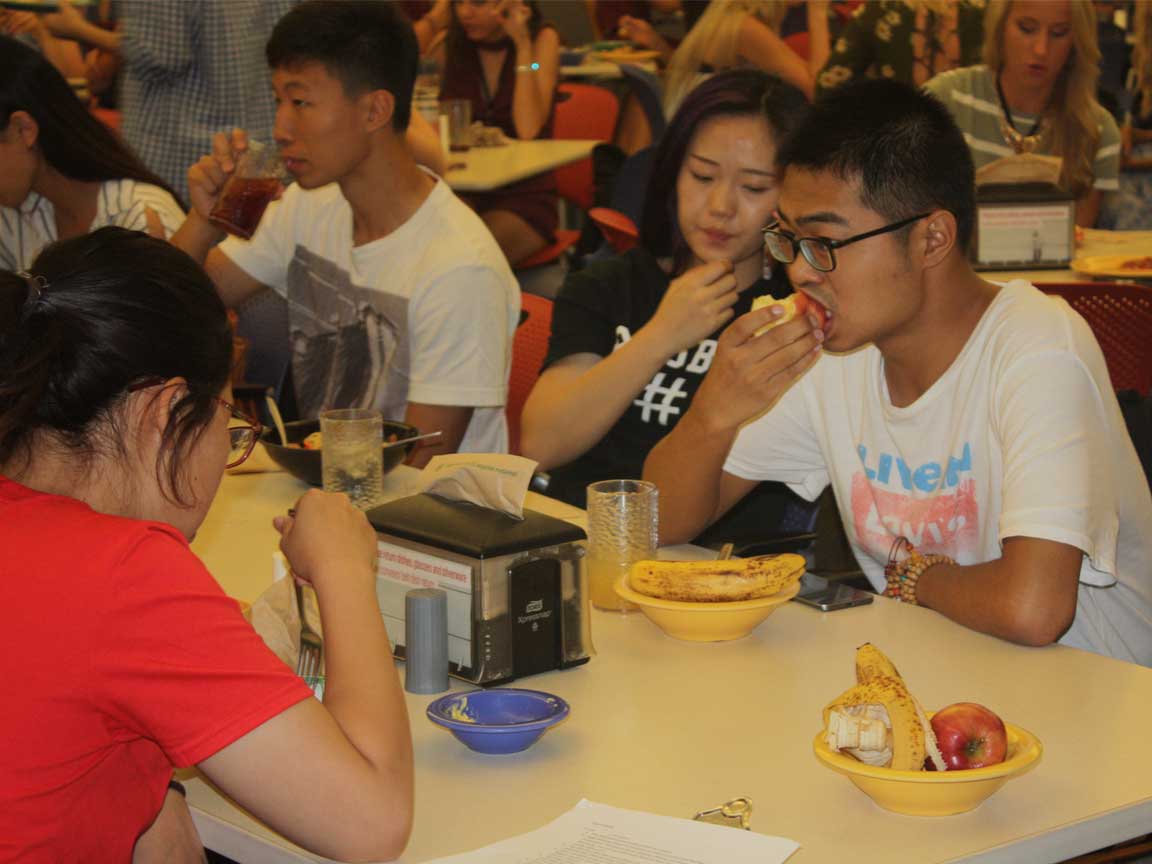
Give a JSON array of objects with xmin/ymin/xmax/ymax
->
[
  {"xmin": 618, "ymin": 63, "xmax": 667, "ymax": 143},
  {"xmin": 1037, "ymin": 282, "xmax": 1152, "ymax": 395},
  {"xmin": 553, "ymin": 82, "xmax": 621, "ymax": 211},
  {"xmin": 507, "ymin": 293, "xmax": 554, "ymax": 454}
]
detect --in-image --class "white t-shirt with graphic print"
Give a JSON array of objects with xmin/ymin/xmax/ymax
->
[
  {"xmin": 725, "ymin": 281, "xmax": 1152, "ymax": 665},
  {"xmin": 219, "ymin": 175, "xmax": 520, "ymax": 454}
]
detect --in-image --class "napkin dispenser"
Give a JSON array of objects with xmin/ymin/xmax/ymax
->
[
  {"xmin": 367, "ymin": 494, "xmax": 591, "ymax": 686},
  {"xmin": 971, "ymin": 183, "xmax": 1075, "ymax": 270}
]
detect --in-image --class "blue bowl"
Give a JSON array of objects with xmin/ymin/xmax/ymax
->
[{"xmin": 426, "ymin": 688, "xmax": 570, "ymax": 755}]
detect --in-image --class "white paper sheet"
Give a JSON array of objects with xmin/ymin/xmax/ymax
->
[{"xmin": 418, "ymin": 800, "xmax": 800, "ymax": 864}]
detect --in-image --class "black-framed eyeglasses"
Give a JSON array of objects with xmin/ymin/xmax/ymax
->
[
  {"xmin": 129, "ymin": 378, "xmax": 265, "ymax": 469},
  {"xmin": 763, "ymin": 212, "xmax": 931, "ymax": 273}
]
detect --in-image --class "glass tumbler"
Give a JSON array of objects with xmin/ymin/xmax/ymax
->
[
  {"xmin": 586, "ymin": 479, "xmax": 659, "ymax": 612},
  {"xmin": 320, "ymin": 408, "xmax": 384, "ymax": 510},
  {"xmin": 209, "ymin": 140, "xmax": 284, "ymax": 240},
  {"xmin": 440, "ymin": 98, "xmax": 473, "ymax": 152}
]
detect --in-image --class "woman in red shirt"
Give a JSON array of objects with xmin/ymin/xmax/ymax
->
[{"xmin": 0, "ymin": 227, "xmax": 412, "ymax": 862}]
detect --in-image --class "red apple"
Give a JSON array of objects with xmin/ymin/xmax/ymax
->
[{"xmin": 930, "ymin": 702, "xmax": 1008, "ymax": 770}]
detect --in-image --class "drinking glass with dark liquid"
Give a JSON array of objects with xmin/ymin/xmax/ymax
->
[
  {"xmin": 440, "ymin": 99, "xmax": 473, "ymax": 153},
  {"xmin": 209, "ymin": 141, "xmax": 285, "ymax": 240}
]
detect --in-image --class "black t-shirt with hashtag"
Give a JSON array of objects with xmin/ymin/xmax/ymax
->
[{"xmin": 541, "ymin": 247, "xmax": 802, "ymax": 543}]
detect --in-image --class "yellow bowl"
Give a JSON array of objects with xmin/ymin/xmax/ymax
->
[
  {"xmin": 613, "ymin": 576, "xmax": 800, "ymax": 642},
  {"xmin": 812, "ymin": 718, "xmax": 1042, "ymax": 816}
]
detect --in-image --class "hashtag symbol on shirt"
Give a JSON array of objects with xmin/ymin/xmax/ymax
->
[{"xmin": 633, "ymin": 373, "xmax": 689, "ymax": 425}]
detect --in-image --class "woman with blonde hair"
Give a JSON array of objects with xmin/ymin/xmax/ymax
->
[
  {"xmin": 662, "ymin": 1, "xmax": 828, "ymax": 115},
  {"xmin": 925, "ymin": 0, "xmax": 1119, "ymax": 226}
]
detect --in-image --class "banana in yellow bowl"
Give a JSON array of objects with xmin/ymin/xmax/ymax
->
[{"xmin": 613, "ymin": 554, "xmax": 805, "ymax": 641}]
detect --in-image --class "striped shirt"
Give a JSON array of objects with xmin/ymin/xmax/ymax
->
[
  {"xmin": 0, "ymin": 179, "xmax": 184, "ymax": 272},
  {"xmin": 925, "ymin": 65, "xmax": 1121, "ymax": 192}
]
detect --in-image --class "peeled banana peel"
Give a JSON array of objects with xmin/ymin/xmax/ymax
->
[
  {"xmin": 823, "ymin": 644, "xmax": 948, "ymax": 772},
  {"xmin": 629, "ymin": 554, "xmax": 806, "ymax": 602}
]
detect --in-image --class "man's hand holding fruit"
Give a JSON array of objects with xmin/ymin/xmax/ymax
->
[{"xmin": 687, "ymin": 292, "xmax": 825, "ymax": 437}]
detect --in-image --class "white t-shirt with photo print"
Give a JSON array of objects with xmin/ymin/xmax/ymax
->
[
  {"xmin": 725, "ymin": 280, "xmax": 1152, "ymax": 665},
  {"xmin": 219, "ymin": 174, "xmax": 519, "ymax": 454}
]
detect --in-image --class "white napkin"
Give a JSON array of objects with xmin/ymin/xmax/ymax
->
[
  {"xmin": 249, "ymin": 552, "xmax": 323, "ymax": 670},
  {"xmin": 417, "ymin": 453, "xmax": 538, "ymax": 519}
]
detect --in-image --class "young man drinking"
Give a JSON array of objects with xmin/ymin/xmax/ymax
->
[
  {"xmin": 645, "ymin": 79, "xmax": 1152, "ymax": 665},
  {"xmin": 172, "ymin": 0, "xmax": 519, "ymax": 466}
]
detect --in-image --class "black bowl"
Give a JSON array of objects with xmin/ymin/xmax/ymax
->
[{"xmin": 260, "ymin": 419, "xmax": 420, "ymax": 487}]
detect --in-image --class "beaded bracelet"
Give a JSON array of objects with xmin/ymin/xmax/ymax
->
[{"xmin": 884, "ymin": 550, "xmax": 954, "ymax": 605}]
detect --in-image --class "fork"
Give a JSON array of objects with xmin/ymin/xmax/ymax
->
[{"xmin": 295, "ymin": 581, "xmax": 324, "ymax": 687}]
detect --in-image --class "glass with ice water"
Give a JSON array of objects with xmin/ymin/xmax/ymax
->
[{"xmin": 319, "ymin": 409, "xmax": 384, "ymax": 510}]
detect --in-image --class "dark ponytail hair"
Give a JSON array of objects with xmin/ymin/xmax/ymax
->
[
  {"xmin": 0, "ymin": 227, "xmax": 232, "ymax": 502},
  {"xmin": 0, "ymin": 35, "xmax": 182, "ymax": 206}
]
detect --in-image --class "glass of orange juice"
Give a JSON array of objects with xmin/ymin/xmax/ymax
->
[{"xmin": 586, "ymin": 479, "xmax": 658, "ymax": 612}]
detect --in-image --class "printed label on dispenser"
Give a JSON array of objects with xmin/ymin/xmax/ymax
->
[{"xmin": 375, "ymin": 541, "xmax": 472, "ymax": 670}]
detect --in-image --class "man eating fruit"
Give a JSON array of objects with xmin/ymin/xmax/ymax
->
[{"xmin": 644, "ymin": 80, "xmax": 1152, "ymax": 666}]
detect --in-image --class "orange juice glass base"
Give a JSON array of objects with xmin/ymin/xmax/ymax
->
[{"xmin": 588, "ymin": 557, "xmax": 639, "ymax": 612}]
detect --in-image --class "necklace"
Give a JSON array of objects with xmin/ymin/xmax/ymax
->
[{"xmin": 995, "ymin": 75, "xmax": 1045, "ymax": 154}]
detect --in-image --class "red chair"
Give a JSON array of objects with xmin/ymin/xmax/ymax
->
[
  {"xmin": 1037, "ymin": 282, "xmax": 1152, "ymax": 395},
  {"xmin": 516, "ymin": 83, "xmax": 621, "ymax": 270},
  {"xmin": 588, "ymin": 206, "xmax": 639, "ymax": 253},
  {"xmin": 506, "ymin": 293, "xmax": 554, "ymax": 454}
]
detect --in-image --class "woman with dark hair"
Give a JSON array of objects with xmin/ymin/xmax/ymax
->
[
  {"xmin": 0, "ymin": 228, "xmax": 413, "ymax": 861},
  {"xmin": 428, "ymin": 0, "xmax": 561, "ymax": 264},
  {"xmin": 520, "ymin": 69, "xmax": 810, "ymax": 542},
  {"xmin": 0, "ymin": 35, "xmax": 184, "ymax": 272}
]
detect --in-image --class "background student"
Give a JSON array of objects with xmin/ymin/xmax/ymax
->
[
  {"xmin": 925, "ymin": 0, "xmax": 1120, "ymax": 227},
  {"xmin": 432, "ymin": 0, "xmax": 562, "ymax": 265},
  {"xmin": 0, "ymin": 36, "xmax": 183, "ymax": 271}
]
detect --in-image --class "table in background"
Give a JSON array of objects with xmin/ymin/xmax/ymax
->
[
  {"xmin": 983, "ymin": 228, "xmax": 1152, "ymax": 283},
  {"xmin": 443, "ymin": 139, "xmax": 597, "ymax": 193},
  {"xmin": 560, "ymin": 60, "xmax": 658, "ymax": 80},
  {"xmin": 188, "ymin": 469, "xmax": 1152, "ymax": 864}
]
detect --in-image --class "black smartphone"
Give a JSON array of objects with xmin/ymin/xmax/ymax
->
[{"xmin": 793, "ymin": 573, "xmax": 874, "ymax": 611}]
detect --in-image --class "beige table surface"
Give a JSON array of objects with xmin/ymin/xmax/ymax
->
[
  {"xmin": 188, "ymin": 467, "xmax": 1152, "ymax": 864},
  {"xmin": 443, "ymin": 139, "xmax": 597, "ymax": 193},
  {"xmin": 982, "ymin": 228, "xmax": 1152, "ymax": 284}
]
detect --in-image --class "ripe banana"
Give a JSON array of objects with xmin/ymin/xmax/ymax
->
[
  {"xmin": 823, "ymin": 643, "xmax": 948, "ymax": 772},
  {"xmin": 629, "ymin": 554, "xmax": 805, "ymax": 602}
]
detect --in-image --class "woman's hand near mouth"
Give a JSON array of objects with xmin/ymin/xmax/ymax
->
[{"xmin": 644, "ymin": 259, "xmax": 739, "ymax": 356}]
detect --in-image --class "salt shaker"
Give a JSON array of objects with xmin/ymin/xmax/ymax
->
[{"xmin": 404, "ymin": 588, "xmax": 449, "ymax": 694}]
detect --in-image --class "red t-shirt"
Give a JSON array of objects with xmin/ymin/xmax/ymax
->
[{"xmin": 0, "ymin": 476, "xmax": 313, "ymax": 862}]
